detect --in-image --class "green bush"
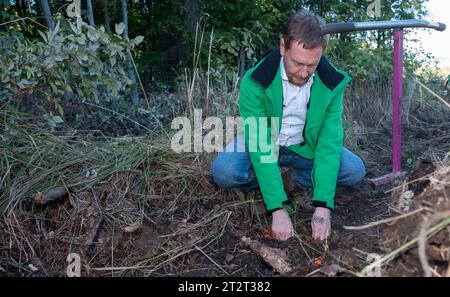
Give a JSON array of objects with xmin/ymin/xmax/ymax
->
[{"xmin": 0, "ymin": 12, "xmax": 144, "ymax": 117}]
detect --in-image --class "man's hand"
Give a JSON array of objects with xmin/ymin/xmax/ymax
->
[
  {"xmin": 311, "ymin": 207, "xmax": 331, "ymax": 241},
  {"xmin": 271, "ymin": 209, "xmax": 294, "ymax": 241}
]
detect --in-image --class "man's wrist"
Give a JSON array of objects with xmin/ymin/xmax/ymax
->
[
  {"xmin": 271, "ymin": 208, "xmax": 288, "ymax": 216},
  {"xmin": 311, "ymin": 200, "xmax": 333, "ymax": 211},
  {"xmin": 267, "ymin": 197, "xmax": 293, "ymax": 215},
  {"xmin": 314, "ymin": 206, "xmax": 331, "ymax": 214},
  {"xmin": 267, "ymin": 206, "xmax": 283, "ymax": 214}
]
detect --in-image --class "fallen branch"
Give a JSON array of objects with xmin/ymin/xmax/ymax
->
[
  {"xmin": 359, "ymin": 216, "xmax": 450, "ymax": 276},
  {"xmin": 194, "ymin": 245, "xmax": 229, "ymax": 276},
  {"xmin": 0, "ymin": 17, "xmax": 48, "ymax": 29},
  {"xmin": 411, "ymin": 76, "xmax": 450, "ymax": 110},
  {"xmin": 34, "ymin": 187, "xmax": 68, "ymax": 204},
  {"xmin": 240, "ymin": 236, "xmax": 293, "ymax": 274},
  {"xmin": 418, "ymin": 211, "xmax": 450, "ymax": 277},
  {"xmin": 343, "ymin": 207, "xmax": 428, "ymax": 230},
  {"xmin": 33, "ymin": 176, "xmax": 98, "ymax": 205},
  {"xmin": 85, "ymin": 213, "xmax": 105, "ymax": 248}
]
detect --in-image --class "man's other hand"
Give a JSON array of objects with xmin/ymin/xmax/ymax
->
[
  {"xmin": 271, "ymin": 209, "xmax": 294, "ymax": 241},
  {"xmin": 311, "ymin": 207, "xmax": 331, "ymax": 241}
]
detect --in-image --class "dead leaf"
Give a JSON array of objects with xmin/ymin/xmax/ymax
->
[
  {"xmin": 225, "ymin": 253, "xmax": 234, "ymax": 263},
  {"xmin": 187, "ymin": 253, "xmax": 200, "ymax": 265},
  {"xmin": 86, "ymin": 206, "xmax": 96, "ymax": 217},
  {"xmin": 123, "ymin": 221, "xmax": 143, "ymax": 233},
  {"xmin": 320, "ymin": 264, "xmax": 346, "ymax": 276}
]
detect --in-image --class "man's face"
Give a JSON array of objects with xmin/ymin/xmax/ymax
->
[{"xmin": 280, "ymin": 38, "xmax": 323, "ymax": 86}]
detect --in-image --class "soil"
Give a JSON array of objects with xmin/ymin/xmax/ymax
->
[
  {"xmin": 2, "ymin": 150, "xmax": 448, "ymax": 277},
  {"xmin": 1, "ymin": 94, "xmax": 449, "ymax": 277}
]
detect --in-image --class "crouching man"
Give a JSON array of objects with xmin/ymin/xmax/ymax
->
[{"xmin": 211, "ymin": 10, "xmax": 366, "ymax": 241}]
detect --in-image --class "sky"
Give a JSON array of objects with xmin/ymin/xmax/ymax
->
[{"xmin": 410, "ymin": 0, "xmax": 450, "ymax": 72}]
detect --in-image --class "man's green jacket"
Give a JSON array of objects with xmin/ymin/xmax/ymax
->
[{"xmin": 238, "ymin": 48, "xmax": 352, "ymax": 211}]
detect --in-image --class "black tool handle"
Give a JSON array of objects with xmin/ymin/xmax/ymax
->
[{"xmin": 321, "ymin": 19, "xmax": 446, "ymax": 34}]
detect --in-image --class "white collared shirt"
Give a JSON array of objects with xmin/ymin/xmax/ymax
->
[{"xmin": 276, "ymin": 57, "xmax": 315, "ymax": 147}]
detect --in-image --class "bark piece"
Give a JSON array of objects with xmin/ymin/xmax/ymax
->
[
  {"xmin": 241, "ymin": 236, "xmax": 293, "ymax": 274},
  {"xmin": 34, "ymin": 187, "xmax": 68, "ymax": 204}
]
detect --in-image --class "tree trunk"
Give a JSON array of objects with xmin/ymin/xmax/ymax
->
[
  {"xmin": 15, "ymin": 0, "xmax": 26, "ymax": 17},
  {"xmin": 86, "ymin": 0, "xmax": 95, "ymax": 26},
  {"xmin": 238, "ymin": 47, "xmax": 246, "ymax": 79},
  {"xmin": 40, "ymin": 0, "xmax": 55, "ymax": 30},
  {"xmin": 144, "ymin": 0, "xmax": 152, "ymax": 13},
  {"xmin": 0, "ymin": 3, "xmax": 4, "ymax": 23},
  {"xmin": 102, "ymin": 0, "xmax": 111, "ymax": 32},
  {"xmin": 184, "ymin": 0, "xmax": 200, "ymax": 35},
  {"xmin": 120, "ymin": 0, "xmax": 129, "ymax": 36},
  {"xmin": 181, "ymin": 0, "xmax": 201, "ymax": 63},
  {"xmin": 120, "ymin": 0, "xmax": 140, "ymax": 105}
]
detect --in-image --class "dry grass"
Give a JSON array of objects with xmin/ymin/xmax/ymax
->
[
  {"xmin": 1, "ymin": 59, "xmax": 450, "ymax": 276},
  {"xmin": 343, "ymin": 75, "xmax": 450, "ymax": 173}
]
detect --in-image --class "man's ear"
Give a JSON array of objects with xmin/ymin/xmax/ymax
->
[{"xmin": 279, "ymin": 38, "xmax": 286, "ymax": 56}]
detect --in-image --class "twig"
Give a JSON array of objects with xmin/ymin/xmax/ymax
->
[
  {"xmin": 352, "ymin": 247, "xmax": 371, "ymax": 256},
  {"xmin": 429, "ymin": 267, "xmax": 442, "ymax": 277},
  {"xmin": 0, "ymin": 17, "xmax": 47, "ymax": 29},
  {"xmin": 293, "ymin": 231, "xmax": 313, "ymax": 264},
  {"xmin": 199, "ymin": 211, "xmax": 232, "ymax": 249},
  {"xmin": 359, "ymin": 216, "xmax": 450, "ymax": 276},
  {"xmin": 82, "ymin": 101, "xmax": 153, "ymax": 133},
  {"xmin": 343, "ymin": 207, "xmax": 428, "ymax": 230},
  {"xmin": 293, "ymin": 231, "xmax": 358, "ymax": 274},
  {"xmin": 85, "ymin": 213, "xmax": 105, "ymax": 248},
  {"xmin": 127, "ymin": 49, "xmax": 151, "ymax": 109},
  {"xmin": 91, "ymin": 211, "xmax": 230, "ymax": 275},
  {"xmin": 111, "ymin": 224, "xmax": 115, "ymax": 277},
  {"xmin": 143, "ymin": 248, "xmax": 196, "ymax": 276},
  {"xmin": 305, "ymin": 268, "xmax": 320, "ymax": 277},
  {"xmin": 411, "ymin": 76, "xmax": 450, "ymax": 110},
  {"xmin": 384, "ymin": 172, "xmax": 435, "ymax": 194},
  {"xmin": 159, "ymin": 211, "xmax": 226, "ymax": 238},
  {"xmin": 90, "ymin": 247, "xmax": 195, "ymax": 273},
  {"xmin": 418, "ymin": 211, "xmax": 450, "ymax": 277},
  {"xmin": 194, "ymin": 245, "xmax": 229, "ymax": 275},
  {"xmin": 205, "ymin": 28, "xmax": 214, "ymax": 117}
]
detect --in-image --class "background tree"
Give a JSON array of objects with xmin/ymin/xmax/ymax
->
[
  {"xmin": 86, "ymin": 0, "xmax": 95, "ymax": 26},
  {"xmin": 121, "ymin": 0, "xmax": 140, "ymax": 105},
  {"xmin": 101, "ymin": 0, "xmax": 112, "ymax": 32},
  {"xmin": 39, "ymin": 0, "xmax": 54, "ymax": 30}
]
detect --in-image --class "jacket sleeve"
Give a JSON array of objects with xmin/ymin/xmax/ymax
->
[
  {"xmin": 310, "ymin": 88, "xmax": 345, "ymax": 209},
  {"xmin": 238, "ymin": 76, "xmax": 288, "ymax": 211}
]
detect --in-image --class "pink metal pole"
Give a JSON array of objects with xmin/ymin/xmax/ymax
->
[{"xmin": 392, "ymin": 28, "xmax": 403, "ymax": 173}]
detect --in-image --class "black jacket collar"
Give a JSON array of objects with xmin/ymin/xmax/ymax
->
[{"xmin": 250, "ymin": 48, "xmax": 345, "ymax": 91}]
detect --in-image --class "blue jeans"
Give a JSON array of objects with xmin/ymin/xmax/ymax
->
[{"xmin": 211, "ymin": 135, "xmax": 366, "ymax": 192}]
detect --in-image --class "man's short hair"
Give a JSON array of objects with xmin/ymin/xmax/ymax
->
[{"xmin": 283, "ymin": 10, "xmax": 329, "ymax": 51}]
